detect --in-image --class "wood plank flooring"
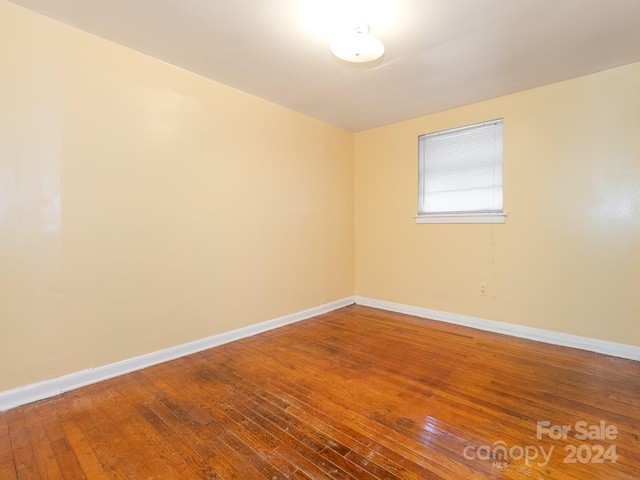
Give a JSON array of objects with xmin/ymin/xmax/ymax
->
[{"xmin": 2, "ymin": 305, "xmax": 639, "ymax": 479}]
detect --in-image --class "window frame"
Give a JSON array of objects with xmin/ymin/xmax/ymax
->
[{"xmin": 415, "ymin": 118, "xmax": 506, "ymax": 224}]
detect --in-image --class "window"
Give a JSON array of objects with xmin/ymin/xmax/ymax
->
[{"xmin": 416, "ymin": 119, "xmax": 505, "ymax": 224}]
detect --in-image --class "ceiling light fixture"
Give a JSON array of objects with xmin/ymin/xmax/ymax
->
[{"xmin": 330, "ymin": 22, "xmax": 385, "ymax": 63}]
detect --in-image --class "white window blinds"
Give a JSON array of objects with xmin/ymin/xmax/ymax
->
[{"xmin": 418, "ymin": 119, "xmax": 503, "ymax": 215}]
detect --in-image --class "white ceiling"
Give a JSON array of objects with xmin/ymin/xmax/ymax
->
[{"xmin": 9, "ymin": 0, "xmax": 640, "ymax": 131}]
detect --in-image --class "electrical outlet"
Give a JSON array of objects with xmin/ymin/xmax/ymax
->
[{"xmin": 479, "ymin": 283, "xmax": 487, "ymax": 296}]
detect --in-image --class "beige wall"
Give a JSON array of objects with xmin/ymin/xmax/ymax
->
[
  {"xmin": 0, "ymin": 2, "xmax": 354, "ymax": 391},
  {"xmin": 355, "ymin": 62, "xmax": 640, "ymax": 347},
  {"xmin": 2, "ymin": 1, "xmax": 639, "ymax": 394}
]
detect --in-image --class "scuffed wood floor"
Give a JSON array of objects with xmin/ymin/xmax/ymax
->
[{"xmin": 1, "ymin": 305, "xmax": 639, "ymax": 479}]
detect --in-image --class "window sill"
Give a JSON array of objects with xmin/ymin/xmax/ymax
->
[{"xmin": 415, "ymin": 213, "xmax": 507, "ymax": 224}]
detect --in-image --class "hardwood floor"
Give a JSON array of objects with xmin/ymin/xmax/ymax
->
[{"xmin": 2, "ymin": 305, "xmax": 639, "ymax": 479}]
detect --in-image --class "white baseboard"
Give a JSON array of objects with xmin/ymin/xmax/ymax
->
[
  {"xmin": 0, "ymin": 297, "xmax": 355, "ymax": 412},
  {"xmin": 4, "ymin": 296, "xmax": 637, "ymax": 411},
  {"xmin": 355, "ymin": 296, "xmax": 640, "ymax": 361}
]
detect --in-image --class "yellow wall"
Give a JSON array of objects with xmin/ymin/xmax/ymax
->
[
  {"xmin": 2, "ymin": 1, "xmax": 639, "ymax": 394},
  {"xmin": 355, "ymin": 62, "xmax": 640, "ymax": 347},
  {"xmin": 0, "ymin": 2, "xmax": 354, "ymax": 391}
]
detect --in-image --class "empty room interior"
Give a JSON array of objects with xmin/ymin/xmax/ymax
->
[{"xmin": 1, "ymin": 0, "xmax": 639, "ymax": 479}]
